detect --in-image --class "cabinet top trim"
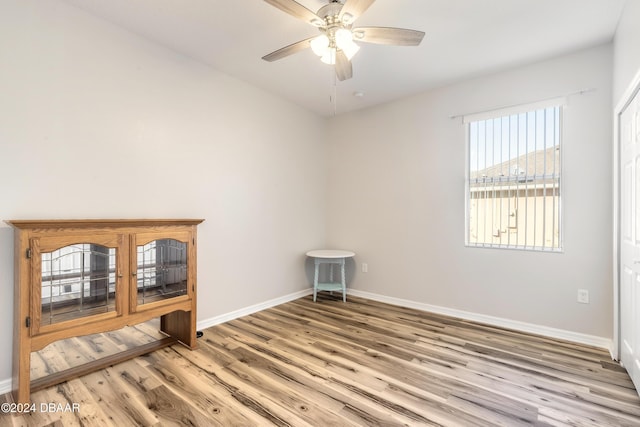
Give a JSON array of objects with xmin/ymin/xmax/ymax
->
[{"xmin": 5, "ymin": 219, "xmax": 205, "ymax": 229}]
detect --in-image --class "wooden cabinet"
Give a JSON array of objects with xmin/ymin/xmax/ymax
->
[{"xmin": 6, "ymin": 219, "xmax": 204, "ymax": 403}]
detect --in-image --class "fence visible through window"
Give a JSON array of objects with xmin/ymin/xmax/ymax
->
[{"xmin": 466, "ymin": 105, "xmax": 562, "ymax": 251}]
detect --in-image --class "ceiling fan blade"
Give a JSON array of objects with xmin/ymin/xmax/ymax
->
[
  {"xmin": 262, "ymin": 37, "xmax": 315, "ymax": 62},
  {"xmin": 335, "ymin": 51, "xmax": 353, "ymax": 81},
  {"xmin": 339, "ymin": 0, "xmax": 376, "ymax": 23},
  {"xmin": 263, "ymin": 0, "xmax": 322, "ymax": 26},
  {"xmin": 353, "ymin": 27, "xmax": 425, "ymax": 46}
]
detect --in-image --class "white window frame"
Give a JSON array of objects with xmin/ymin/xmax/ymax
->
[{"xmin": 464, "ymin": 98, "xmax": 565, "ymax": 252}]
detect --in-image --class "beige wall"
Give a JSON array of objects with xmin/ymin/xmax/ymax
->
[{"xmin": 326, "ymin": 44, "xmax": 613, "ymax": 339}]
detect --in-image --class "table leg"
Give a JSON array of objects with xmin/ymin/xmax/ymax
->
[
  {"xmin": 313, "ymin": 259, "xmax": 319, "ymax": 302},
  {"xmin": 341, "ymin": 259, "xmax": 346, "ymax": 302}
]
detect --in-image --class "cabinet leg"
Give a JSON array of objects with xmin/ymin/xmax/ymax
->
[
  {"xmin": 13, "ymin": 341, "xmax": 31, "ymax": 403},
  {"xmin": 161, "ymin": 310, "xmax": 196, "ymax": 349}
]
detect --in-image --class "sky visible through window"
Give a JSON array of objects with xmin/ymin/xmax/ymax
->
[{"xmin": 469, "ymin": 107, "xmax": 560, "ymax": 177}]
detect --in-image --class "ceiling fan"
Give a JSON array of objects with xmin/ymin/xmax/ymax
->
[{"xmin": 261, "ymin": 0, "xmax": 425, "ymax": 81}]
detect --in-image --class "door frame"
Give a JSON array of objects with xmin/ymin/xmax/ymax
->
[{"xmin": 614, "ymin": 67, "xmax": 640, "ymax": 361}]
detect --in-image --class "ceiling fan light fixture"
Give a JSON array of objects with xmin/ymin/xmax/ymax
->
[
  {"xmin": 341, "ymin": 43, "xmax": 360, "ymax": 60},
  {"xmin": 335, "ymin": 28, "xmax": 353, "ymax": 48},
  {"xmin": 335, "ymin": 28, "xmax": 360, "ymax": 60},
  {"xmin": 310, "ymin": 34, "xmax": 330, "ymax": 56}
]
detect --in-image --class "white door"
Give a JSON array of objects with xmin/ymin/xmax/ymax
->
[{"xmin": 620, "ymin": 87, "xmax": 640, "ymax": 390}]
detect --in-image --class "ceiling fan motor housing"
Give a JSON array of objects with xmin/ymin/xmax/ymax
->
[{"xmin": 317, "ymin": 1, "xmax": 350, "ymax": 25}]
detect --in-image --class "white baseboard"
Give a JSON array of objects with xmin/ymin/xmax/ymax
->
[
  {"xmin": 196, "ymin": 288, "xmax": 313, "ymax": 331},
  {"xmin": 348, "ymin": 289, "xmax": 614, "ymax": 353},
  {"xmin": 0, "ymin": 378, "xmax": 11, "ymax": 396}
]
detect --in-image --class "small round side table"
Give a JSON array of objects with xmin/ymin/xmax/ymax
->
[{"xmin": 306, "ymin": 250, "xmax": 355, "ymax": 302}]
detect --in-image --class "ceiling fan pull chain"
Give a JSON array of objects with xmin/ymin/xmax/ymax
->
[{"xmin": 331, "ymin": 65, "xmax": 337, "ymax": 116}]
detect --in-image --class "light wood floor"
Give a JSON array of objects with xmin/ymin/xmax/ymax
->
[{"xmin": 2, "ymin": 294, "xmax": 640, "ymax": 426}]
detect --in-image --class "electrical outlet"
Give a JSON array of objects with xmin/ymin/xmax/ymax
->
[
  {"xmin": 362, "ymin": 262, "xmax": 368, "ymax": 273},
  {"xmin": 577, "ymin": 289, "xmax": 589, "ymax": 304}
]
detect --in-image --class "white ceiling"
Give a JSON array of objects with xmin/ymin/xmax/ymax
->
[{"xmin": 61, "ymin": 0, "xmax": 626, "ymax": 116}]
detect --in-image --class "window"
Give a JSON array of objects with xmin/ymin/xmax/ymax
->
[{"xmin": 465, "ymin": 101, "xmax": 562, "ymax": 251}]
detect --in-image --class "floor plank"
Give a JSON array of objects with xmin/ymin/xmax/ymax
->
[{"xmin": 2, "ymin": 294, "xmax": 640, "ymax": 426}]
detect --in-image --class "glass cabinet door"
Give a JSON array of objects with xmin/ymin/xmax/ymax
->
[
  {"xmin": 132, "ymin": 231, "xmax": 192, "ymax": 309},
  {"xmin": 31, "ymin": 234, "xmax": 125, "ymax": 335}
]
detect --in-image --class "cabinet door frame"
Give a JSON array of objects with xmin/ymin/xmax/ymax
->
[
  {"xmin": 29, "ymin": 233, "xmax": 126, "ymax": 337},
  {"xmin": 130, "ymin": 230, "xmax": 195, "ymax": 313}
]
